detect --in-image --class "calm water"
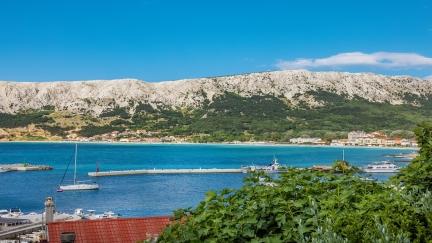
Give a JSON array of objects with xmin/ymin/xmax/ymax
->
[{"xmin": 0, "ymin": 142, "xmax": 415, "ymax": 216}]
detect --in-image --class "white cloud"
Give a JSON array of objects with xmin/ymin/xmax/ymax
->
[{"xmin": 276, "ymin": 52, "xmax": 432, "ymax": 70}]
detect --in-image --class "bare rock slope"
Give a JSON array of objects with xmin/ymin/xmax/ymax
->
[{"xmin": 0, "ymin": 70, "xmax": 431, "ymax": 115}]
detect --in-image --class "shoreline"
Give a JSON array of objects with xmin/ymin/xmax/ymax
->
[{"xmin": 0, "ymin": 140, "xmax": 418, "ymax": 150}]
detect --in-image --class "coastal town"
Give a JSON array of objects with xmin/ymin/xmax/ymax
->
[
  {"xmin": 0, "ymin": 125, "xmax": 418, "ymax": 148},
  {"xmin": 290, "ymin": 131, "xmax": 418, "ymax": 147}
]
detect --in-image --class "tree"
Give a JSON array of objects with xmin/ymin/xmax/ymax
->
[
  {"xmin": 331, "ymin": 160, "xmax": 358, "ymax": 173},
  {"xmin": 393, "ymin": 122, "xmax": 432, "ymax": 191}
]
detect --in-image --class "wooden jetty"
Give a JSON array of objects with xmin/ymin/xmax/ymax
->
[{"xmin": 88, "ymin": 168, "xmax": 245, "ymax": 177}]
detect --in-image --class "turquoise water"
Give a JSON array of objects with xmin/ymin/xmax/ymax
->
[{"xmin": 0, "ymin": 142, "xmax": 415, "ymax": 216}]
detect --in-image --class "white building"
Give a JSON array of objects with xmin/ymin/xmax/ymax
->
[
  {"xmin": 289, "ymin": 137, "xmax": 323, "ymax": 144},
  {"xmin": 401, "ymin": 139, "xmax": 418, "ymax": 147},
  {"xmin": 348, "ymin": 131, "xmax": 368, "ymax": 141}
]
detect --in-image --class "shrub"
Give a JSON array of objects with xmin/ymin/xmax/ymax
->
[{"xmin": 157, "ymin": 124, "xmax": 432, "ymax": 242}]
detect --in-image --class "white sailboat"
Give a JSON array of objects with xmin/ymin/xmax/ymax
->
[{"xmin": 58, "ymin": 144, "xmax": 99, "ymax": 192}]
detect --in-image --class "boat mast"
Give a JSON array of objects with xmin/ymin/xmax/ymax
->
[{"xmin": 74, "ymin": 144, "xmax": 78, "ymax": 184}]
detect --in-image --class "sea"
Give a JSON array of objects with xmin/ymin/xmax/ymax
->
[{"xmin": 0, "ymin": 142, "xmax": 416, "ymax": 217}]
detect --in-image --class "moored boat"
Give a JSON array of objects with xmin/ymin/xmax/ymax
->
[
  {"xmin": 58, "ymin": 144, "xmax": 99, "ymax": 192},
  {"xmin": 0, "ymin": 208, "xmax": 23, "ymax": 218},
  {"xmin": 363, "ymin": 161, "xmax": 400, "ymax": 173},
  {"xmin": 73, "ymin": 208, "xmax": 119, "ymax": 219},
  {"xmin": 59, "ymin": 182, "xmax": 99, "ymax": 191},
  {"xmin": 242, "ymin": 157, "xmax": 283, "ymax": 173}
]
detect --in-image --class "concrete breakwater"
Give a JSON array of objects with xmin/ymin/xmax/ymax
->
[
  {"xmin": 0, "ymin": 163, "xmax": 53, "ymax": 172},
  {"xmin": 88, "ymin": 168, "xmax": 245, "ymax": 177}
]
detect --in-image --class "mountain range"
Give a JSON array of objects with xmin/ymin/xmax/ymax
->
[{"xmin": 0, "ymin": 70, "xmax": 431, "ymax": 142}]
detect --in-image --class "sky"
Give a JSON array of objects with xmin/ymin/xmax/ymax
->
[{"xmin": 0, "ymin": 0, "xmax": 431, "ymax": 82}]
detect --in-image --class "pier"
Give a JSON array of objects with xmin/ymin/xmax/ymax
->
[{"xmin": 88, "ymin": 168, "xmax": 245, "ymax": 177}]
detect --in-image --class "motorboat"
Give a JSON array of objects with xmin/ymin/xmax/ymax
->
[
  {"xmin": 73, "ymin": 208, "xmax": 119, "ymax": 220},
  {"xmin": 363, "ymin": 161, "xmax": 400, "ymax": 173},
  {"xmin": 102, "ymin": 211, "xmax": 120, "ymax": 219},
  {"xmin": 0, "ymin": 209, "xmax": 9, "ymax": 217},
  {"xmin": 0, "ymin": 208, "xmax": 24, "ymax": 218},
  {"xmin": 242, "ymin": 157, "xmax": 283, "ymax": 173}
]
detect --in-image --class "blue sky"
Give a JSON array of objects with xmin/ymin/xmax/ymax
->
[{"xmin": 0, "ymin": 0, "xmax": 431, "ymax": 82}]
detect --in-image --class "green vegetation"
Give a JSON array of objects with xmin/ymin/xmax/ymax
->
[
  {"xmin": 79, "ymin": 125, "xmax": 125, "ymax": 137},
  {"xmin": 331, "ymin": 160, "xmax": 359, "ymax": 173},
  {"xmin": 127, "ymin": 92, "xmax": 432, "ymax": 142},
  {"xmin": 21, "ymin": 135, "xmax": 48, "ymax": 141},
  {"xmin": 392, "ymin": 122, "xmax": 432, "ymax": 191},
  {"xmin": 0, "ymin": 110, "xmax": 54, "ymax": 128},
  {"xmin": 289, "ymin": 90, "xmax": 432, "ymax": 133},
  {"xmin": 36, "ymin": 124, "xmax": 71, "ymax": 137},
  {"xmin": 187, "ymin": 93, "xmax": 294, "ymax": 142},
  {"xmin": 157, "ymin": 124, "xmax": 432, "ymax": 242},
  {"xmin": 100, "ymin": 106, "xmax": 130, "ymax": 119}
]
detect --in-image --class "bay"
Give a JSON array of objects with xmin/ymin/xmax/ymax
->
[{"xmin": 0, "ymin": 142, "xmax": 415, "ymax": 216}]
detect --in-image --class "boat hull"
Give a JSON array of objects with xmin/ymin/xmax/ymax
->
[
  {"xmin": 363, "ymin": 169, "xmax": 400, "ymax": 173},
  {"xmin": 59, "ymin": 184, "xmax": 99, "ymax": 191}
]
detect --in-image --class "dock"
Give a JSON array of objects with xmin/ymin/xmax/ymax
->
[{"xmin": 88, "ymin": 168, "xmax": 245, "ymax": 177}]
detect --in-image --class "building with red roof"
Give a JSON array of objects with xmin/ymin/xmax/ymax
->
[{"xmin": 47, "ymin": 216, "xmax": 171, "ymax": 243}]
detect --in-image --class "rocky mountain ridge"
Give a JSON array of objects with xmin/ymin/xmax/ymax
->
[{"xmin": 0, "ymin": 70, "xmax": 431, "ymax": 115}]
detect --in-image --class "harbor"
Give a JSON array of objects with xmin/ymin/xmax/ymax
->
[{"xmin": 0, "ymin": 142, "xmax": 416, "ymax": 217}]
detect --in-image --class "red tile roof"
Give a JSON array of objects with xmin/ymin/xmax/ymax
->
[{"xmin": 48, "ymin": 216, "xmax": 171, "ymax": 243}]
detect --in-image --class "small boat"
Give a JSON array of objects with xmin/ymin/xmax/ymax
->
[
  {"xmin": 0, "ymin": 209, "xmax": 9, "ymax": 216},
  {"xmin": 265, "ymin": 157, "xmax": 282, "ymax": 172},
  {"xmin": 363, "ymin": 161, "xmax": 400, "ymax": 173},
  {"xmin": 87, "ymin": 210, "xmax": 120, "ymax": 220},
  {"xmin": 73, "ymin": 208, "xmax": 85, "ymax": 217},
  {"xmin": 242, "ymin": 157, "xmax": 283, "ymax": 173},
  {"xmin": 2, "ymin": 208, "xmax": 24, "ymax": 217},
  {"xmin": 58, "ymin": 144, "xmax": 99, "ymax": 191},
  {"xmin": 102, "ymin": 211, "xmax": 120, "ymax": 219},
  {"xmin": 73, "ymin": 208, "xmax": 119, "ymax": 220}
]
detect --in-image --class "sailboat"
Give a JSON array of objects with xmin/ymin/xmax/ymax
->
[{"xmin": 58, "ymin": 144, "xmax": 99, "ymax": 192}]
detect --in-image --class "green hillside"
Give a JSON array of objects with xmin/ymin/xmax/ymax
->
[{"xmin": 0, "ymin": 92, "xmax": 431, "ymax": 141}]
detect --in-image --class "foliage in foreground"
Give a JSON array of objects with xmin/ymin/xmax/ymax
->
[
  {"xmin": 159, "ymin": 172, "xmax": 432, "ymax": 242},
  {"xmin": 392, "ymin": 122, "xmax": 432, "ymax": 192},
  {"xmin": 331, "ymin": 160, "xmax": 359, "ymax": 173},
  {"xmin": 157, "ymin": 124, "xmax": 432, "ymax": 242}
]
